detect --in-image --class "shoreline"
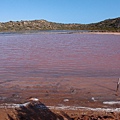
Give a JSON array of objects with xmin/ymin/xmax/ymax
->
[
  {"xmin": 0, "ymin": 77, "xmax": 119, "ymax": 107},
  {"xmin": 0, "ymin": 101, "xmax": 120, "ymax": 120},
  {"xmin": 0, "ymin": 30, "xmax": 120, "ymax": 35},
  {"xmin": 1, "ymin": 101, "xmax": 120, "ymax": 112},
  {"xmin": 85, "ymin": 31, "xmax": 120, "ymax": 35}
]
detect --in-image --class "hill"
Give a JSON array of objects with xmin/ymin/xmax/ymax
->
[
  {"xmin": 88, "ymin": 17, "xmax": 120, "ymax": 32},
  {"xmin": 0, "ymin": 17, "xmax": 120, "ymax": 32}
]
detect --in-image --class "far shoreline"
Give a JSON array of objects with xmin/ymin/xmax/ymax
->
[
  {"xmin": 0, "ymin": 30, "xmax": 120, "ymax": 35},
  {"xmin": 84, "ymin": 31, "xmax": 120, "ymax": 35}
]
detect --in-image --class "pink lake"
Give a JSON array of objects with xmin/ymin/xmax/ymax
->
[{"xmin": 0, "ymin": 32, "xmax": 120, "ymax": 81}]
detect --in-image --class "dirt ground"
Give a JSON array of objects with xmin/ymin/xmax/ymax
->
[{"xmin": 0, "ymin": 102, "xmax": 120, "ymax": 120}]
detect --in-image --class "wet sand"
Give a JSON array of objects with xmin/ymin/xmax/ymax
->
[
  {"xmin": 0, "ymin": 77, "xmax": 119, "ymax": 107},
  {"xmin": 1, "ymin": 77, "xmax": 120, "ymax": 119}
]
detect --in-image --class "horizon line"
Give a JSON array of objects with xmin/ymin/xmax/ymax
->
[{"xmin": 0, "ymin": 17, "xmax": 120, "ymax": 25}]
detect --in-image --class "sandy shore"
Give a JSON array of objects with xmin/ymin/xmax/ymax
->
[
  {"xmin": 77, "ymin": 31, "xmax": 120, "ymax": 35},
  {"xmin": 0, "ymin": 77, "xmax": 120, "ymax": 119},
  {"xmin": 0, "ymin": 101, "xmax": 120, "ymax": 120}
]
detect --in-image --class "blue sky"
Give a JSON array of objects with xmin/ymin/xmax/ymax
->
[{"xmin": 0, "ymin": 0, "xmax": 120, "ymax": 24}]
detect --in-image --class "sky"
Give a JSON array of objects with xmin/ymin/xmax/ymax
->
[{"xmin": 0, "ymin": 0, "xmax": 120, "ymax": 24}]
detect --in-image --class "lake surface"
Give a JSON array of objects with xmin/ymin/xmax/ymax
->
[{"xmin": 0, "ymin": 32, "xmax": 120, "ymax": 82}]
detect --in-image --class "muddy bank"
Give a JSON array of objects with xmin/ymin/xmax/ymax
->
[
  {"xmin": 0, "ymin": 77, "xmax": 120, "ymax": 119},
  {"xmin": 0, "ymin": 77, "xmax": 119, "ymax": 106},
  {"xmin": 1, "ymin": 101, "xmax": 120, "ymax": 120}
]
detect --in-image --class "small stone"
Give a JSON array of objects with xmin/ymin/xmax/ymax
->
[{"xmin": 63, "ymin": 99, "xmax": 69, "ymax": 102}]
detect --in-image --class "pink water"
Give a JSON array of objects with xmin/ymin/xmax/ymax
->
[{"xmin": 0, "ymin": 33, "xmax": 120, "ymax": 82}]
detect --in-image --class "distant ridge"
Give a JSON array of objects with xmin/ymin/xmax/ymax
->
[
  {"xmin": 0, "ymin": 17, "xmax": 120, "ymax": 32},
  {"xmin": 89, "ymin": 17, "xmax": 120, "ymax": 32}
]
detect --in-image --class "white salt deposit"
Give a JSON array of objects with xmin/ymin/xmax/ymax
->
[
  {"xmin": 103, "ymin": 101, "xmax": 120, "ymax": 105},
  {"xmin": 0, "ymin": 102, "xmax": 30, "ymax": 108},
  {"xmin": 63, "ymin": 99, "xmax": 69, "ymax": 102},
  {"xmin": 29, "ymin": 98, "xmax": 39, "ymax": 101},
  {"xmin": 48, "ymin": 105, "xmax": 120, "ymax": 112},
  {"xmin": 1, "ymin": 101, "xmax": 120, "ymax": 112}
]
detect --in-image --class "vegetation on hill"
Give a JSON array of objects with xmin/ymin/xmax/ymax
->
[
  {"xmin": 0, "ymin": 17, "xmax": 120, "ymax": 32},
  {"xmin": 88, "ymin": 17, "xmax": 120, "ymax": 32}
]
